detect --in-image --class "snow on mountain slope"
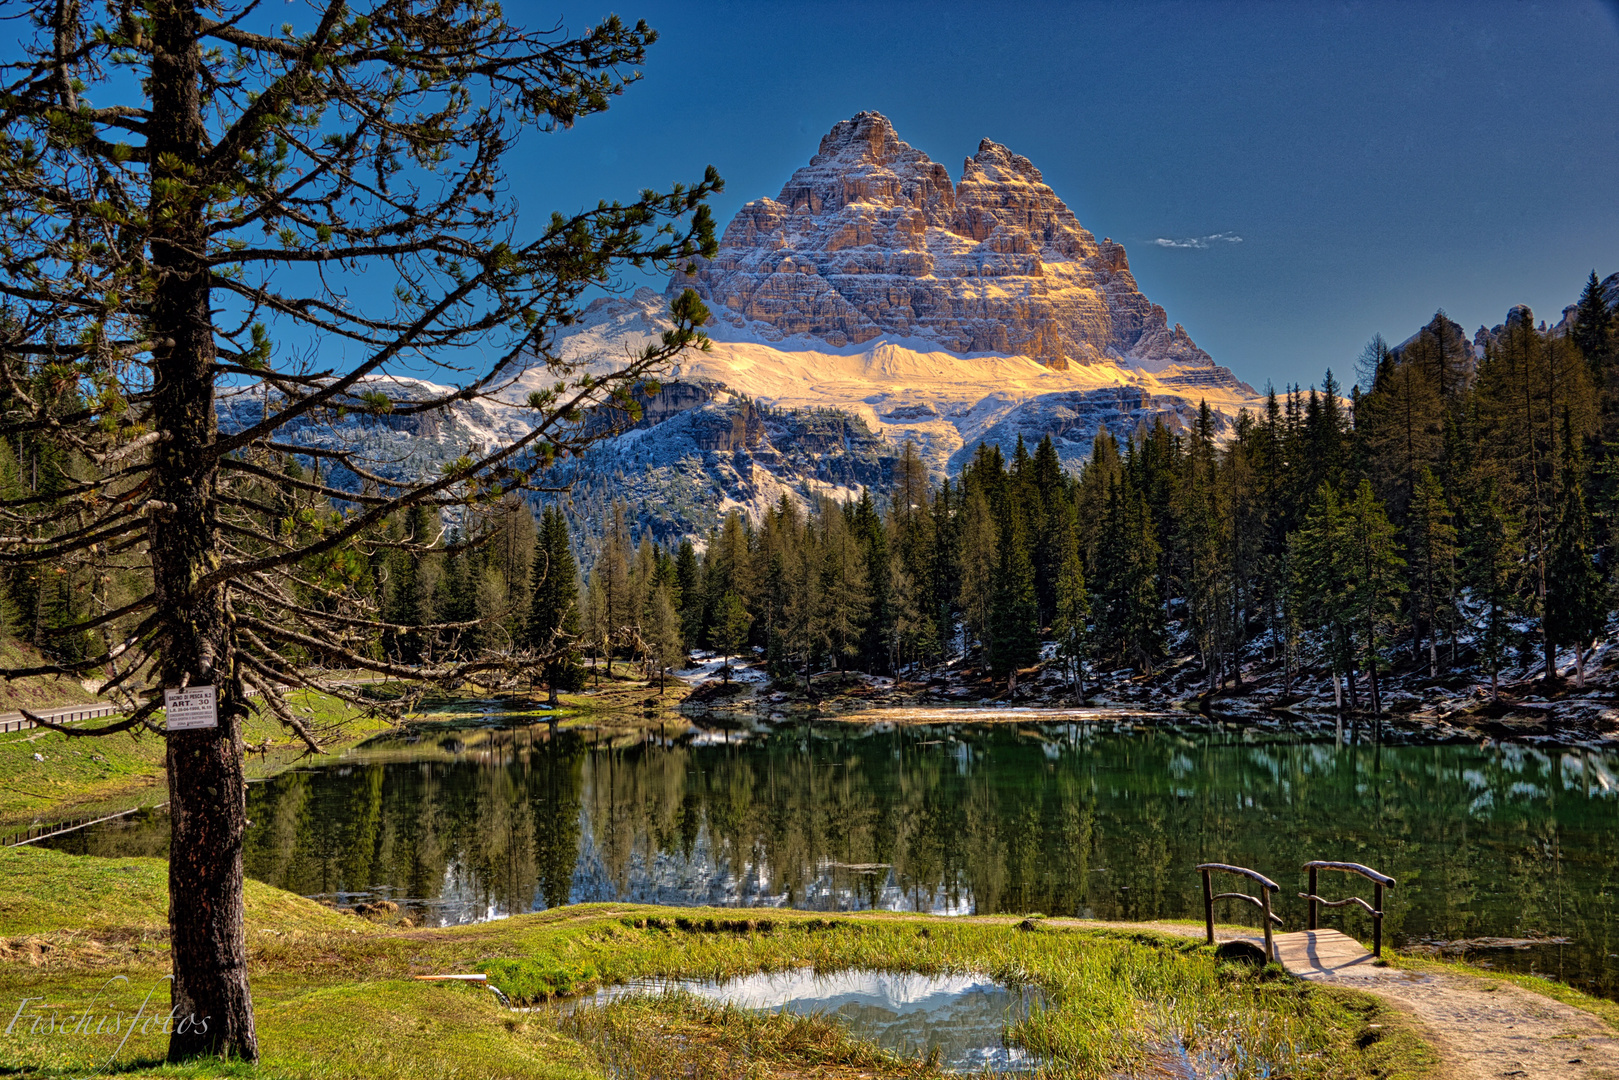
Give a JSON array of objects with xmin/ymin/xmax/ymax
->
[{"xmin": 533, "ymin": 285, "xmax": 1257, "ymax": 474}]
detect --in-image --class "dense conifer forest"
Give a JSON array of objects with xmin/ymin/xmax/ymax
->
[{"xmin": 5, "ymin": 278, "xmax": 1617, "ymax": 707}]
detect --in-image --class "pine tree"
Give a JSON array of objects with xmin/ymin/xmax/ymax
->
[
  {"xmin": 1052, "ymin": 512, "xmax": 1091, "ymax": 699},
  {"xmin": 852, "ymin": 488, "xmax": 891, "ymax": 672},
  {"xmin": 1075, "ymin": 429, "xmax": 1123, "ymax": 566},
  {"xmin": 1474, "ymin": 308, "xmax": 1596, "ymax": 678},
  {"xmin": 1289, "ymin": 484, "xmax": 1356, "ymax": 706},
  {"xmin": 703, "ymin": 509, "xmax": 753, "ymax": 646},
  {"xmin": 889, "ymin": 443, "xmax": 940, "ymax": 663},
  {"xmin": 813, "ymin": 501, "xmax": 869, "ymax": 669},
  {"xmin": 1029, "ymin": 434, "xmax": 1068, "ymax": 624},
  {"xmin": 886, "ymin": 560, "xmax": 924, "ymax": 674},
  {"xmin": 1406, "ymin": 468, "xmax": 1458, "ymax": 676},
  {"xmin": 715, "ymin": 591, "xmax": 752, "ymax": 685},
  {"xmin": 988, "ymin": 505, "xmax": 1039, "ymax": 683},
  {"xmin": 582, "ymin": 576, "xmax": 609, "ymax": 687},
  {"xmin": 1340, "ymin": 480, "xmax": 1407, "ymax": 714},
  {"xmin": 643, "ymin": 583, "xmax": 683, "ymax": 692},
  {"xmin": 0, "ymin": 2, "xmax": 720, "ymax": 1057},
  {"xmin": 1182, "ymin": 400, "xmax": 1233, "ymax": 690},
  {"xmin": 1547, "ymin": 413, "xmax": 1606, "ymax": 686},
  {"xmin": 930, "ymin": 476, "xmax": 961, "ymax": 656},
  {"xmin": 1405, "ymin": 311, "xmax": 1474, "ymax": 402},
  {"xmin": 1573, "ymin": 271, "xmax": 1617, "ymax": 383},
  {"xmin": 1462, "ymin": 476, "xmax": 1521, "ymax": 700},
  {"xmin": 1357, "ymin": 342, "xmax": 1444, "ymax": 527},
  {"xmin": 529, "ymin": 507, "xmax": 584, "ymax": 705},
  {"xmin": 592, "ymin": 504, "xmax": 634, "ymax": 676},
  {"xmin": 1092, "ymin": 480, "xmax": 1165, "ymax": 673},
  {"xmin": 1301, "ymin": 372, "xmax": 1349, "ymax": 500},
  {"xmin": 674, "ymin": 539, "xmax": 702, "ymax": 649}
]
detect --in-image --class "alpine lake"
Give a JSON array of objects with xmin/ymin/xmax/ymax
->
[{"xmin": 43, "ymin": 702, "xmax": 1619, "ymax": 1002}]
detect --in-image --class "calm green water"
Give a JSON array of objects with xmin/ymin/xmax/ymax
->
[{"xmin": 43, "ymin": 712, "xmax": 1619, "ymax": 998}]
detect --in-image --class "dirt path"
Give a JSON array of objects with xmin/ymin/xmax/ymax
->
[
  {"xmin": 1015, "ymin": 916, "xmax": 1619, "ymax": 1080},
  {"xmin": 1351, "ymin": 971, "xmax": 1618, "ymax": 1080}
]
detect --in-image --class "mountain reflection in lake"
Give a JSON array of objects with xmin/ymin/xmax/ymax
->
[{"xmin": 44, "ymin": 714, "xmax": 1619, "ymax": 998}]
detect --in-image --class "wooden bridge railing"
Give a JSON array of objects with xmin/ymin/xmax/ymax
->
[
  {"xmin": 1197, "ymin": 862, "xmax": 1282, "ymax": 961},
  {"xmin": 1301, "ymin": 860, "xmax": 1396, "ymax": 957}
]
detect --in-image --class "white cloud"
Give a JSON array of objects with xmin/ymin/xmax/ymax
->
[{"xmin": 1152, "ymin": 232, "xmax": 1244, "ymax": 250}]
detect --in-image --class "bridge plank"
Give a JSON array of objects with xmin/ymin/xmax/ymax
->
[{"xmin": 1267, "ymin": 929, "xmax": 1393, "ymax": 979}]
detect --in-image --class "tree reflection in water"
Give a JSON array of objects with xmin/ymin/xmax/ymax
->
[{"xmin": 42, "ymin": 718, "xmax": 1619, "ymax": 999}]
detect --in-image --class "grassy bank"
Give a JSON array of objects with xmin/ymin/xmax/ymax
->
[
  {"xmin": 0, "ymin": 639, "xmax": 101, "ymax": 714},
  {"xmin": 0, "ymin": 845, "xmax": 1445, "ymax": 1079}
]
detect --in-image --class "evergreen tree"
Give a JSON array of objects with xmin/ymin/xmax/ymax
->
[
  {"xmin": 1573, "ymin": 271, "xmax": 1617, "ymax": 383},
  {"xmin": 1406, "ymin": 468, "xmax": 1458, "ymax": 676},
  {"xmin": 703, "ymin": 509, "xmax": 753, "ymax": 647},
  {"xmin": 886, "ymin": 559, "xmax": 924, "ymax": 674},
  {"xmin": 889, "ymin": 442, "xmax": 940, "ymax": 663},
  {"xmin": 1075, "ymin": 429, "xmax": 1123, "ymax": 566},
  {"xmin": 1300, "ymin": 372, "xmax": 1349, "ymax": 500},
  {"xmin": 0, "ymin": 0, "xmax": 721, "ymax": 1057},
  {"xmin": 1092, "ymin": 479, "xmax": 1165, "ymax": 673},
  {"xmin": 1404, "ymin": 311, "xmax": 1474, "ymax": 402},
  {"xmin": 1029, "ymin": 434, "xmax": 1069, "ymax": 624},
  {"xmin": 643, "ymin": 583, "xmax": 683, "ymax": 692},
  {"xmin": 988, "ymin": 505, "xmax": 1040, "ymax": 683},
  {"xmin": 674, "ymin": 539, "xmax": 702, "ymax": 648},
  {"xmin": 1462, "ymin": 476, "xmax": 1521, "ymax": 699},
  {"xmin": 851, "ymin": 488, "xmax": 891, "ymax": 671},
  {"xmin": 1474, "ymin": 307, "xmax": 1596, "ymax": 677},
  {"xmin": 715, "ymin": 590, "xmax": 752, "ymax": 685},
  {"xmin": 1547, "ymin": 414, "xmax": 1606, "ymax": 686},
  {"xmin": 1182, "ymin": 400, "xmax": 1234, "ymax": 690},
  {"xmin": 1356, "ymin": 341, "xmax": 1444, "ymax": 527},
  {"xmin": 590, "ymin": 502, "xmax": 635, "ymax": 674},
  {"xmin": 812, "ymin": 501, "xmax": 869, "ymax": 669},
  {"xmin": 958, "ymin": 481, "xmax": 998, "ymax": 664},
  {"xmin": 1289, "ymin": 485, "xmax": 1356, "ymax": 707},
  {"xmin": 1052, "ymin": 515, "xmax": 1091, "ymax": 700},
  {"xmin": 529, "ymin": 507, "xmax": 585, "ymax": 705},
  {"xmin": 1340, "ymin": 480, "xmax": 1406, "ymax": 715}
]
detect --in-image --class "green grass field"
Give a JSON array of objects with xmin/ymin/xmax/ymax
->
[{"xmin": 0, "ymin": 844, "xmax": 1448, "ymax": 1080}]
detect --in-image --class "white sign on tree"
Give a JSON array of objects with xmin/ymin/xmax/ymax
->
[{"xmin": 164, "ymin": 686, "xmax": 218, "ymax": 731}]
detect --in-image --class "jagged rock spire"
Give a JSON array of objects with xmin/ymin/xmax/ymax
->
[{"xmin": 671, "ymin": 111, "xmax": 1236, "ymax": 382}]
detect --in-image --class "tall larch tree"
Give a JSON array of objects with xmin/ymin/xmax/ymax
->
[
  {"xmin": 0, "ymin": 2, "xmax": 718, "ymax": 1058},
  {"xmin": 1547, "ymin": 413, "xmax": 1606, "ymax": 686},
  {"xmin": 530, "ymin": 506, "xmax": 584, "ymax": 705}
]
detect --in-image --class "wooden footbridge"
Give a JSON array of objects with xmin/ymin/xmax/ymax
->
[{"xmin": 1197, "ymin": 860, "xmax": 1398, "ymax": 979}]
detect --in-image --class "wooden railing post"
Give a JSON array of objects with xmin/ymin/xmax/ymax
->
[
  {"xmin": 1300, "ymin": 860, "xmax": 1394, "ymax": 958},
  {"xmin": 1374, "ymin": 882, "xmax": 1383, "ymax": 957},
  {"xmin": 1196, "ymin": 862, "xmax": 1282, "ymax": 956},
  {"xmin": 1202, "ymin": 867, "xmax": 1214, "ymax": 945},
  {"xmin": 1261, "ymin": 886, "xmax": 1275, "ymax": 962}
]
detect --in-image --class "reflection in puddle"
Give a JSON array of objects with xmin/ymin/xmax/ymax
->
[{"xmin": 580, "ymin": 968, "xmax": 1041, "ymax": 1072}]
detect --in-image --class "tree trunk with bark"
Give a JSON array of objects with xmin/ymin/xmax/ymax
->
[{"xmin": 149, "ymin": 1, "xmax": 256, "ymax": 1061}]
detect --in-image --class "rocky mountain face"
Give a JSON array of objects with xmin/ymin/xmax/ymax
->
[
  {"xmin": 551, "ymin": 385, "xmax": 894, "ymax": 551},
  {"xmin": 670, "ymin": 111, "xmax": 1244, "ymax": 387},
  {"xmin": 240, "ymin": 112, "xmax": 1275, "ymax": 550}
]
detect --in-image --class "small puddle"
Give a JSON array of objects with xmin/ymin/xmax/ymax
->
[{"xmin": 578, "ymin": 968, "xmax": 1042, "ymax": 1072}]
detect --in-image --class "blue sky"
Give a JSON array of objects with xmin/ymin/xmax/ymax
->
[{"xmin": 508, "ymin": 0, "xmax": 1619, "ymax": 392}]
